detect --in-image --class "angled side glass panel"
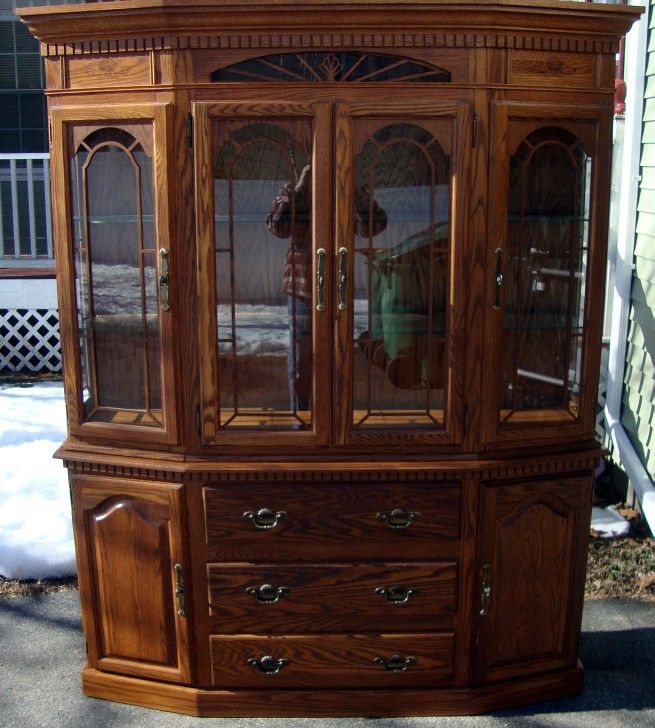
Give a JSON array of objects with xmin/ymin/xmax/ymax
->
[
  {"xmin": 352, "ymin": 122, "xmax": 450, "ymax": 429},
  {"xmin": 212, "ymin": 119, "xmax": 314, "ymax": 430},
  {"xmin": 500, "ymin": 126, "xmax": 590, "ymax": 424},
  {"xmin": 70, "ymin": 125, "xmax": 163, "ymax": 427}
]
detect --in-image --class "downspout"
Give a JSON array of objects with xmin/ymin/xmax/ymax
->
[{"xmin": 605, "ymin": 1, "xmax": 655, "ymax": 533}]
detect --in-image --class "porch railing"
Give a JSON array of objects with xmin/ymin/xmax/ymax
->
[{"xmin": 0, "ymin": 153, "xmax": 54, "ymax": 267}]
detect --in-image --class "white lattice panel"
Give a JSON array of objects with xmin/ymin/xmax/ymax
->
[
  {"xmin": 0, "ymin": 308, "xmax": 62, "ymax": 372},
  {"xmin": 596, "ymin": 344, "xmax": 610, "ymax": 446}
]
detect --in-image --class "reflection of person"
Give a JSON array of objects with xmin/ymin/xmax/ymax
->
[{"xmin": 266, "ymin": 164, "xmax": 387, "ymax": 414}]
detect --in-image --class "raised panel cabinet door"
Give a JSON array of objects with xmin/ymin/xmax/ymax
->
[
  {"xmin": 194, "ymin": 101, "xmax": 332, "ymax": 449},
  {"xmin": 71, "ymin": 477, "xmax": 191, "ymax": 684},
  {"xmin": 482, "ymin": 102, "xmax": 610, "ymax": 447},
  {"xmin": 334, "ymin": 101, "xmax": 470, "ymax": 448},
  {"xmin": 50, "ymin": 104, "xmax": 178, "ymax": 447},
  {"xmin": 474, "ymin": 476, "xmax": 592, "ymax": 684}
]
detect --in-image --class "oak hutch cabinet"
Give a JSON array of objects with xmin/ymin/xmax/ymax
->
[{"xmin": 19, "ymin": 0, "xmax": 641, "ymax": 717}]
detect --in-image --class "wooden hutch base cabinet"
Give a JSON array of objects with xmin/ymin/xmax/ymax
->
[{"xmin": 20, "ymin": 0, "xmax": 641, "ymax": 718}]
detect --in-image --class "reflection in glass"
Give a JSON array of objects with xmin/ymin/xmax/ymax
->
[
  {"xmin": 70, "ymin": 126, "xmax": 162, "ymax": 426},
  {"xmin": 213, "ymin": 120, "xmax": 313, "ymax": 430},
  {"xmin": 501, "ymin": 126, "xmax": 590, "ymax": 422},
  {"xmin": 353, "ymin": 123, "xmax": 450, "ymax": 429}
]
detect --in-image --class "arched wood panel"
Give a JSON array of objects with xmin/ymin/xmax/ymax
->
[
  {"xmin": 474, "ymin": 475, "xmax": 592, "ymax": 684},
  {"xmin": 72, "ymin": 477, "xmax": 191, "ymax": 684}
]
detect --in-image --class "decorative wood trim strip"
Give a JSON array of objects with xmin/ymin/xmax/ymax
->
[
  {"xmin": 62, "ymin": 458, "xmax": 182, "ymax": 483},
  {"xmin": 60, "ymin": 452, "xmax": 600, "ymax": 482},
  {"xmin": 202, "ymin": 469, "xmax": 456, "ymax": 484},
  {"xmin": 478, "ymin": 455, "xmax": 599, "ymax": 482},
  {"xmin": 41, "ymin": 33, "xmax": 618, "ymax": 59}
]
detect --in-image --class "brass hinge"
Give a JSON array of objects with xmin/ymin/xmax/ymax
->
[
  {"xmin": 472, "ymin": 112, "xmax": 478, "ymax": 148},
  {"xmin": 187, "ymin": 112, "xmax": 193, "ymax": 148},
  {"xmin": 48, "ymin": 117, "xmax": 52, "ymax": 150},
  {"xmin": 195, "ymin": 404, "xmax": 201, "ymax": 436}
]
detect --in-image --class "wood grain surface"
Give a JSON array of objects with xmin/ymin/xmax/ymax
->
[
  {"xmin": 209, "ymin": 632, "xmax": 455, "ymax": 688},
  {"xmin": 203, "ymin": 482, "xmax": 461, "ymax": 562},
  {"xmin": 207, "ymin": 562, "xmax": 457, "ymax": 632}
]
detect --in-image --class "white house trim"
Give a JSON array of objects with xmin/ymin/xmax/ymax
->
[{"xmin": 605, "ymin": 0, "xmax": 655, "ymax": 534}]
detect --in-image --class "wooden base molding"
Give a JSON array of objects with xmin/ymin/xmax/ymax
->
[{"xmin": 82, "ymin": 665, "xmax": 584, "ymax": 718}]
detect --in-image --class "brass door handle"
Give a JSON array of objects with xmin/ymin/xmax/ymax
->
[
  {"xmin": 480, "ymin": 563, "xmax": 492, "ymax": 616},
  {"xmin": 245, "ymin": 584, "xmax": 290, "ymax": 604},
  {"xmin": 375, "ymin": 585, "xmax": 418, "ymax": 604},
  {"xmin": 242, "ymin": 508, "xmax": 287, "ymax": 530},
  {"xmin": 159, "ymin": 247, "xmax": 170, "ymax": 312},
  {"xmin": 376, "ymin": 509, "xmax": 421, "ymax": 529},
  {"xmin": 337, "ymin": 246, "xmax": 348, "ymax": 311},
  {"xmin": 374, "ymin": 655, "xmax": 417, "ymax": 672},
  {"xmin": 174, "ymin": 563, "xmax": 186, "ymax": 616},
  {"xmin": 316, "ymin": 248, "xmax": 327, "ymax": 312}
]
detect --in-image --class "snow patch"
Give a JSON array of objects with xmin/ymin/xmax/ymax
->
[
  {"xmin": 0, "ymin": 382, "xmax": 75, "ymax": 580},
  {"xmin": 590, "ymin": 506, "xmax": 630, "ymax": 539}
]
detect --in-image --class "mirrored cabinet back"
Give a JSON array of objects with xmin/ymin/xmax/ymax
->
[{"xmin": 18, "ymin": 0, "xmax": 642, "ymax": 717}]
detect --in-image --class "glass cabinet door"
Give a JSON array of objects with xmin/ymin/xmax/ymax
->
[
  {"xmin": 194, "ymin": 102, "xmax": 332, "ymax": 447},
  {"xmin": 334, "ymin": 102, "xmax": 469, "ymax": 448},
  {"xmin": 52, "ymin": 105, "xmax": 177, "ymax": 445},
  {"xmin": 482, "ymin": 103, "xmax": 608, "ymax": 445}
]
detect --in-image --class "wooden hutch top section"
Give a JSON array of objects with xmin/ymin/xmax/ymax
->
[{"xmin": 18, "ymin": 0, "xmax": 641, "ymax": 58}]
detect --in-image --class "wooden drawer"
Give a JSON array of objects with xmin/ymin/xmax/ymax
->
[
  {"xmin": 203, "ymin": 482, "xmax": 460, "ymax": 562},
  {"xmin": 210, "ymin": 633, "xmax": 454, "ymax": 688},
  {"xmin": 207, "ymin": 562, "xmax": 457, "ymax": 633}
]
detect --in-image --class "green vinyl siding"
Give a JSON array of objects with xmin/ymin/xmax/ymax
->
[
  {"xmin": 639, "ymin": 166, "xmax": 655, "ymax": 190},
  {"xmin": 636, "ymin": 233, "xmax": 655, "ymax": 260},
  {"xmin": 621, "ymin": 0, "xmax": 655, "ymax": 482}
]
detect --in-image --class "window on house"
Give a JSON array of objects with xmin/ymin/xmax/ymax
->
[{"xmin": 0, "ymin": 18, "xmax": 45, "ymax": 152}]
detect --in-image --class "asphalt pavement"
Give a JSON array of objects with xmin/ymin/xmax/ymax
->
[{"xmin": 1, "ymin": 592, "xmax": 653, "ymax": 728}]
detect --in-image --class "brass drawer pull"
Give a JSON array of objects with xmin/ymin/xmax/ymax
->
[
  {"xmin": 242, "ymin": 508, "xmax": 287, "ymax": 530},
  {"xmin": 376, "ymin": 509, "xmax": 421, "ymax": 529},
  {"xmin": 247, "ymin": 656, "xmax": 289, "ymax": 675},
  {"xmin": 374, "ymin": 655, "xmax": 417, "ymax": 672},
  {"xmin": 245, "ymin": 584, "xmax": 290, "ymax": 604},
  {"xmin": 375, "ymin": 585, "xmax": 418, "ymax": 604}
]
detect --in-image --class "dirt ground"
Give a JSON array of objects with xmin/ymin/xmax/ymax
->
[{"xmin": 586, "ymin": 505, "xmax": 655, "ymax": 602}]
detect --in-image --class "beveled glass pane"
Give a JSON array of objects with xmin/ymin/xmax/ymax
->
[
  {"xmin": 500, "ymin": 126, "xmax": 590, "ymax": 423},
  {"xmin": 71, "ymin": 127, "xmax": 162, "ymax": 427},
  {"xmin": 213, "ymin": 119, "xmax": 313, "ymax": 430},
  {"xmin": 352, "ymin": 122, "xmax": 450, "ymax": 429}
]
